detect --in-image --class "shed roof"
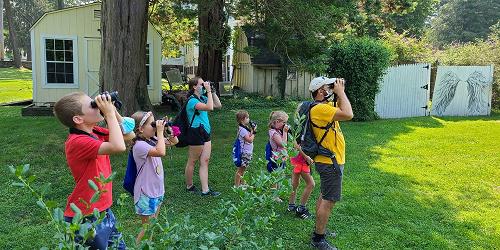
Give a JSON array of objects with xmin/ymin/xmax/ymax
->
[{"xmin": 30, "ymin": 2, "xmax": 162, "ymax": 38}]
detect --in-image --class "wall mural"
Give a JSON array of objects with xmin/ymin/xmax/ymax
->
[{"xmin": 431, "ymin": 66, "xmax": 493, "ymax": 116}]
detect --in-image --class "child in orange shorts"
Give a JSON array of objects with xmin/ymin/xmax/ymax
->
[{"xmin": 288, "ymin": 145, "xmax": 315, "ymax": 219}]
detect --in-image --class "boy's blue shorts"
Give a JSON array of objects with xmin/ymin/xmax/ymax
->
[
  {"xmin": 135, "ymin": 193, "xmax": 164, "ymax": 216},
  {"xmin": 267, "ymin": 161, "xmax": 286, "ymax": 173},
  {"xmin": 64, "ymin": 208, "xmax": 125, "ymax": 250}
]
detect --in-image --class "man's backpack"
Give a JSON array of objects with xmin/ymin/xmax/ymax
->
[
  {"xmin": 298, "ymin": 101, "xmax": 336, "ymax": 159},
  {"xmin": 172, "ymin": 95, "xmax": 200, "ymax": 148},
  {"xmin": 123, "ymin": 150, "xmax": 139, "ymax": 195}
]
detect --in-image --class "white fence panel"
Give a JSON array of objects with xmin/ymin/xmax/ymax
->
[
  {"xmin": 431, "ymin": 65, "xmax": 494, "ymax": 116},
  {"xmin": 375, "ymin": 63, "xmax": 431, "ymax": 118}
]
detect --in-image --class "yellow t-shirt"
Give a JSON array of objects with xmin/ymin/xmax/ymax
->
[{"xmin": 310, "ymin": 102, "xmax": 346, "ymax": 165}]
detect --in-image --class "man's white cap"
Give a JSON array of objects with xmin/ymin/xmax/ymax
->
[{"xmin": 309, "ymin": 76, "xmax": 336, "ymax": 92}]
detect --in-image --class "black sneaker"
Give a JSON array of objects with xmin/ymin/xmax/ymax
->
[
  {"xmin": 311, "ymin": 230, "xmax": 337, "ymax": 239},
  {"xmin": 201, "ymin": 189, "xmax": 221, "ymax": 197},
  {"xmin": 311, "ymin": 238, "xmax": 337, "ymax": 250},
  {"xmin": 296, "ymin": 206, "xmax": 311, "ymax": 219},
  {"xmin": 186, "ymin": 185, "xmax": 199, "ymax": 193},
  {"xmin": 287, "ymin": 204, "xmax": 296, "ymax": 212}
]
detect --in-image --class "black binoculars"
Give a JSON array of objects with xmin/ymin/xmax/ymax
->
[
  {"xmin": 90, "ymin": 91, "xmax": 122, "ymax": 110},
  {"xmin": 202, "ymin": 81, "xmax": 216, "ymax": 93},
  {"xmin": 151, "ymin": 120, "xmax": 173, "ymax": 134},
  {"xmin": 249, "ymin": 120, "xmax": 257, "ymax": 130},
  {"xmin": 150, "ymin": 120, "xmax": 173, "ymax": 128}
]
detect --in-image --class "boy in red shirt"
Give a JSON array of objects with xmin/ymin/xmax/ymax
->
[{"xmin": 54, "ymin": 92, "xmax": 130, "ymax": 249}]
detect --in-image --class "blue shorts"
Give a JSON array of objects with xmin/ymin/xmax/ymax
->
[
  {"xmin": 64, "ymin": 208, "xmax": 126, "ymax": 250},
  {"xmin": 135, "ymin": 193, "xmax": 164, "ymax": 216}
]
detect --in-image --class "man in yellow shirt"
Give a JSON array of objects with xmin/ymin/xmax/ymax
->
[{"xmin": 309, "ymin": 77, "xmax": 353, "ymax": 250}]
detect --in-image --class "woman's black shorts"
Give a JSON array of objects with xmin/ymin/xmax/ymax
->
[{"xmin": 186, "ymin": 125, "xmax": 211, "ymax": 145}]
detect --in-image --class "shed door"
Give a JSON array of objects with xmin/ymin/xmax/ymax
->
[
  {"xmin": 85, "ymin": 38, "xmax": 101, "ymax": 97},
  {"xmin": 375, "ymin": 63, "xmax": 431, "ymax": 118}
]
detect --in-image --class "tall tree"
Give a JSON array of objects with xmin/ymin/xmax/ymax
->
[
  {"xmin": 197, "ymin": 0, "xmax": 229, "ymax": 84},
  {"xmin": 168, "ymin": 0, "xmax": 230, "ymax": 86},
  {"xmin": 99, "ymin": 0, "xmax": 152, "ymax": 115},
  {"xmin": 430, "ymin": 0, "xmax": 500, "ymax": 47},
  {"xmin": 0, "ymin": 0, "xmax": 4, "ymax": 60},
  {"xmin": 353, "ymin": 0, "xmax": 438, "ymax": 38},
  {"xmin": 3, "ymin": 0, "xmax": 21, "ymax": 67},
  {"xmin": 56, "ymin": 0, "xmax": 64, "ymax": 9}
]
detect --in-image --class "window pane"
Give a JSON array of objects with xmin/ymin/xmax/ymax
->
[
  {"xmin": 56, "ymin": 63, "xmax": 65, "ymax": 73},
  {"xmin": 55, "ymin": 40, "xmax": 64, "ymax": 50},
  {"xmin": 55, "ymin": 51, "xmax": 64, "ymax": 61},
  {"xmin": 64, "ymin": 40, "xmax": 73, "ymax": 51},
  {"xmin": 47, "ymin": 62, "xmax": 55, "ymax": 73},
  {"xmin": 47, "ymin": 73, "xmax": 56, "ymax": 83},
  {"xmin": 56, "ymin": 73, "xmax": 65, "ymax": 83},
  {"xmin": 66, "ymin": 73, "xmax": 74, "ymax": 83},
  {"xmin": 65, "ymin": 51, "xmax": 73, "ymax": 62},
  {"xmin": 45, "ymin": 39, "xmax": 54, "ymax": 50},
  {"xmin": 65, "ymin": 63, "xmax": 73, "ymax": 73},
  {"xmin": 46, "ymin": 50, "xmax": 55, "ymax": 61}
]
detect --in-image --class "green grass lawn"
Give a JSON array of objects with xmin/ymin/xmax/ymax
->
[
  {"xmin": 0, "ymin": 100, "xmax": 499, "ymax": 249},
  {"xmin": 0, "ymin": 67, "xmax": 33, "ymax": 104}
]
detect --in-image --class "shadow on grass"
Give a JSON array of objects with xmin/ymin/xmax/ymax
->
[
  {"xmin": 0, "ymin": 67, "xmax": 32, "ymax": 80},
  {"xmin": 330, "ymin": 116, "xmax": 497, "ymax": 248}
]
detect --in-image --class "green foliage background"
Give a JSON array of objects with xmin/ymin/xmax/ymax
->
[{"xmin": 327, "ymin": 37, "xmax": 392, "ymax": 121}]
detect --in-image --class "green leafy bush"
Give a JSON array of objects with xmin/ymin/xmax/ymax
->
[
  {"xmin": 327, "ymin": 37, "xmax": 392, "ymax": 121},
  {"xmin": 382, "ymin": 30, "xmax": 433, "ymax": 65},
  {"xmin": 9, "ymin": 161, "xmax": 291, "ymax": 249}
]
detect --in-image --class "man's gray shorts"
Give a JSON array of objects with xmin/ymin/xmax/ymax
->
[{"xmin": 315, "ymin": 158, "xmax": 344, "ymax": 202}]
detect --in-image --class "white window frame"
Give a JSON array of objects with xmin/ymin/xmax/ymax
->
[
  {"xmin": 146, "ymin": 42, "xmax": 153, "ymax": 90},
  {"xmin": 40, "ymin": 35, "xmax": 79, "ymax": 89}
]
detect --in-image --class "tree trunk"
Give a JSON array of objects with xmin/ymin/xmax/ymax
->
[
  {"xmin": 99, "ymin": 0, "xmax": 152, "ymax": 116},
  {"xmin": 57, "ymin": 0, "xmax": 64, "ymax": 10},
  {"xmin": 0, "ymin": 0, "xmax": 5, "ymax": 60},
  {"xmin": 277, "ymin": 56, "xmax": 288, "ymax": 99},
  {"xmin": 26, "ymin": 46, "xmax": 31, "ymax": 61},
  {"xmin": 3, "ymin": 0, "xmax": 21, "ymax": 68},
  {"xmin": 197, "ymin": 0, "xmax": 225, "ymax": 93}
]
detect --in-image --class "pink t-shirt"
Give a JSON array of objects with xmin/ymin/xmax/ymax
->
[
  {"xmin": 268, "ymin": 128, "xmax": 285, "ymax": 154},
  {"xmin": 132, "ymin": 140, "xmax": 164, "ymax": 203}
]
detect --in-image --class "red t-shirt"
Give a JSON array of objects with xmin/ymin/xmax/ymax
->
[{"xmin": 63, "ymin": 126, "xmax": 113, "ymax": 217}]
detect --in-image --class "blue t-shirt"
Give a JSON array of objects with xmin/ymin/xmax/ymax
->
[{"xmin": 186, "ymin": 95, "xmax": 211, "ymax": 134}]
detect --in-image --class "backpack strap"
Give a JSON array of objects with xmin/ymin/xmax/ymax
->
[
  {"xmin": 187, "ymin": 95, "xmax": 201, "ymax": 128},
  {"xmin": 308, "ymin": 102, "xmax": 336, "ymax": 147},
  {"xmin": 69, "ymin": 127, "xmax": 104, "ymax": 140}
]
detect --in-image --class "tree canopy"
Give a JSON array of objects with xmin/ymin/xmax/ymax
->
[{"xmin": 429, "ymin": 0, "xmax": 500, "ymax": 47}]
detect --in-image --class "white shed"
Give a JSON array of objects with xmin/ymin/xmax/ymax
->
[{"xmin": 29, "ymin": 2, "xmax": 163, "ymax": 107}]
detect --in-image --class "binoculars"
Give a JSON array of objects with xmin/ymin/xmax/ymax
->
[
  {"xmin": 150, "ymin": 120, "xmax": 174, "ymax": 128},
  {"xmin": 150, "ymin": 120, "xmax": 174, "ymax": 135},
  {"xmin": 202, "ymin": 81, "xmax": 216, "ymax": 93},
  {"xmin": 90, "ymin": 91, "xmax": 122, "ymax": 110},
  {"xmin": 249, "ymin": 120, "xmax": 257, "ymax": 130}
]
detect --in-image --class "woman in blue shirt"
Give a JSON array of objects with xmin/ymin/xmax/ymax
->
[{"xmin": 184, "ymin": 77, "xmax": 222, "ymax": 196}]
